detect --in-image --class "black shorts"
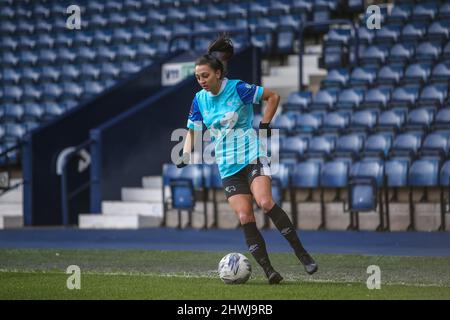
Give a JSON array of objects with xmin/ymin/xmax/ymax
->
[{"xmin": 221, "ymin": 158, "xmax": 271, "ymax": 199}]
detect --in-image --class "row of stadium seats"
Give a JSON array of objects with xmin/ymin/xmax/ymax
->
[
  {"xmin": 161, "ymin": 157, "xmax": 450, "ymax": 230},
  {"xmin": 0, "ymin": 0, "xmax": 347, "ymax": 31},
  {"xmin": 323, "ymin": 1, "xmax": 450, "ymax": 68},
  {"xmin": 280, "ymin": 83, "xmax": 449, "ymax": 114}
]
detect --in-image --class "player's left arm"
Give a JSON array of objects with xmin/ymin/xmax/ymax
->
[{"xmin": 260, "ymin": 88, "xmax": 281, "ymax": 124}]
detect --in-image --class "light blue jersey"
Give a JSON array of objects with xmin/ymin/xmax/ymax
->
[{"xmin": 187, "ymin": 78, "xmax": 264, "ymax": 178}]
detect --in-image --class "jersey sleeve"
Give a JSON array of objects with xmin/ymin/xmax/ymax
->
[
  {"xmin": 187, "ymin": 96, "xmax": 203, "ymax": 131},
  {"xmin": 236, "ymin": 81, "xmax": 264, "ymax": 105}
]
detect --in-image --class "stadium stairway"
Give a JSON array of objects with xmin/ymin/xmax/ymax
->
[
  {"xmin": 0, "ymin": 179, "xmax": 23, "ymax": 229},
  {"xmin": 79, "ymin": 176, "xmax": 163, "ymax": 229},
  {"xmin": 78, "ymin": 174, "xmax": 249, "ymax": 230}
]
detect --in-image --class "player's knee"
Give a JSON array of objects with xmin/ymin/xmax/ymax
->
[
  {"xmin": 257, "ymin": 197, "xmax": 274, "ymax": 213},
  {"xmin": 237, "ymin": 211, "xmax": 255, "ymax": 225}
]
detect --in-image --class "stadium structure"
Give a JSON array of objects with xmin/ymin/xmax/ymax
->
[{"xmin": 1, "ymin": 0, "xmax": 449, "ymax": 232}]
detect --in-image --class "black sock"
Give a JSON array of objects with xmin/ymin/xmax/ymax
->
[
  {"xmin": 266, "ymin": 204, "xmax": 308, "ymax": 260},
  {"xmin": 242, "ymin": 222, "xmax": 274, "ymax": 276}
]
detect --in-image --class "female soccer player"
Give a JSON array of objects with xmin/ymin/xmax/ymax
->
[{"xmin": 178, "ymin": 35, "xmax": 317, "ymax": 284}]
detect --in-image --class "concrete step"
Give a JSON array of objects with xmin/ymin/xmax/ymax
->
[
  {"xmin": 0, "ymin": 215, "xmax": 23, "ymax": 229},
  {"xmin": 0, "ymin": 203, "xmax": 22, "ymax": 216},
  {"xmin": 79, "ymin": 214, "xmax": 162, "ymax": 229},
  {"xmin": 142, "ymin": 176, "xmax": 162, "ymax": 189},
  {"xmin": 121, "ymin": 188, "xmax": 162, "ymax": 202},
  {"xmin": 0, "ymin": 186, "xmax": 22, "ymax": 203},
  {"xmin": 102, "ymin": 201, "xmax": 163, "ymax": 217}
]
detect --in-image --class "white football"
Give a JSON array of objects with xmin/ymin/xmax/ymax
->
[{"xmin": 218, "ymin": 252, "xmax": 252, "ymax": 284}]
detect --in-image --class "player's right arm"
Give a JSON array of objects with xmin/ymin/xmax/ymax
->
[{"xmin": 178, "ymin": 96, "xmax": 203, "ymax": 168}]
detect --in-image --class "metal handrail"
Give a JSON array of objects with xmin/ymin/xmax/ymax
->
[
  {"xmin": 60, "ymin": 139, "xmax": 94, "ymax": 226},
  {"xmin": 0, "ymin": 142, "xmax": 24, "ymax": 195}
]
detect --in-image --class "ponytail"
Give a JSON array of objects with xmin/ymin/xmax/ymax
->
[{"xmin": 195, "ymin": 34, "xmax": 234, "ymax": 79}]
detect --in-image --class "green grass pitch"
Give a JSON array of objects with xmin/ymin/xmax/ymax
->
[{"xmin": 1, "ymin": 249, "xmax": 450, "ymax": 299}]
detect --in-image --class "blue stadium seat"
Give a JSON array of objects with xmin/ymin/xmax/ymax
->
[
  {"xmin": 361, "ymin": 87, "xmax": 391, "ymax": 109},
  {"xmin": 388, "ymin": 43, "xmax": 415, "ymax": 65},
  {"xmin": 56, "ymin": 48, "xmax": 77, "ymax": 64},
  {"xmin": 360, "ymin": 45, "xmax": 389, "ymax": 66},
  {"xmin": 409, "ymin": 158, "xmax": 440, "ymax": 187},
  {"xmin": 405, "ymin": 107, "xmax": 435, "ymax": 131},
  {"xmin": 166, "ymin": 8, "xmax": 187, "ymax": 23},
  {"xmin": 227, "ymin": 3, "xmax": 248, "ymax": 19},
  {"xmin": 60, "ymin": 65, "xmax": 81, "ymax": 82},
  {"xmin": 305, "ymin": 135, "xmax": 336, "ymax": 159},
  {"xmin": 374, "ymin": 23, "xmax": 402, "ymax": 45},
  {"xmin": 310, "ymin": 89, "xmax": 338, "ymax": 111},
  {"xmin": 294, "ymin": 113, "xmax": 323, "ymax": 134},
  {"xmin": 23, "ymin": 103, "xmax": 44, "ymax": 122},
  {"xmin": 390, "ymin": 85, "xmax": 420, "ymax": 109},
  {"xmin": 334, "ymin": 133, "xmax": 365, "ymax": 158},
  {"xmin": 36, "ymin": 34, "xmax": 55, "ymax": 48},
  {"xmin": 349, "ymin": 66, "xmax": 378, "ymax": 87},
  {"xmin": 270, "ymin": 0, "xmax": 291, "ymax": 15},
  {"xmin": 40, "ymin": 66, "xmax": 60, "ymax": 83},
  {"xmin": 434, "ymin": 108, "xmax": 450, "ymax": 130},
  {"xmin": 321, "ymin": 112, "xmax": 350, "ymax": 133},
  {"xmin": 418, "ymin": 84, "xmax": 448, "ymax": 107},
  {"xmin": 391, "ymin": 132, "xmax": 423, "ymax": 158},
  {"xmin": 282, "ymin": 92, "xmax": 312, "ymax": 112},
  {"xmin": 42, "ymin": 83, "xmax": 64, "ymax": 100},
  {"xmin": 21, "ymin": 68, "xmax": 40, "ymax": 84},
  {"xmin": 415, "ymin": 41, "xmax": 442, "ymax": 62},
  {"xmin": 272, "ymin": 114, "xmax": 296, "ymax": 135},
  {"xmin": 280, "ymin": 136, "xmax": 308, "ymax": 163},
  {"xmin": 348, "ymin": 160, "xmax": 385, "ymax": 230},
  {"xmin": 62, "ymin": 82, "xmax": 84, "ymax": 100},
  {"xmin": 73, "ymin": 32, "xmax": 94, "ymax": 47},
  {"xmin": 364, "ymin": 133, "xmax": 393, "ymax": 158},
  {"xmin": 421, "ymin": 132, "xmax": 449, "ymax": 157},
  {"xmin": 412, "ymin": 2, "xmax": 439, "ymax": 22},
  {"xmin": 388, "ymin": 3, "xmax": 413, "ymax": 24},
  {"xmin": 292, "ymin": 161, "xmax": 322, "ymax": 189},
  {"xmin": 4, "ymin": 123, "xmax": 27, "ymax": 143},
  {"xmin": 335, "ymin": 88, "xmax": 364, "ymax": 110},
  {"xmin": 83, "ymin": 81, "xmax": 105, "ymax": 99},
  {"xmin": 350, "ymin": 110, "xmax": 378, "ymax": 132},
  {"xmin": 3, "ymin": 86, "xmax": 23, "ymax": 103},
  {"xmin": 430, "ymin": 63, "xmax": 450, "ymax": 84},
  {"xmin": 385, "ymin": 158, "xmax": 409, "ymax": 188},
  {"xmin": 401, "ymin": 22, "xmax": 428, "ymax": 43},
  {"xmin": 19, "ymin": 51, "xmax": 39, "ymax": 66},
  {"xmin": 22, "ymin": 85, "xmax": 42, "ymax": 102},
  {"xmin": 321, "ymin": 160, "xmax": 350, "ymax": 188},
  {"xmin": 427, "ymin": 20, "xmax": 450, "ymax": 42},
  {"xmin": 80, "ymin": 64, "xmax": 100, "ymax": 80},
  {"xmin": 403, "ymin": 63, "xmax": 432, "ymax": 85},
  {"xmin": 96, "ymin": 46, "xmax": 116, "ymax": 62},
  {"xmin": 3, "ymin": 69, "xmax": 21, "ymax": 84},
  {"xmin": 43, "ymin": 102, "xmax": 65, "ymax": 121},
  {"xmin": 249, "ymin": 1, "xmax": 270, "ymax": 17},
  {"xmin": 3, "ymin": 104, "xmax": 24, "ymax": 123},
  {"xmin": 321, "ymin": 69, "xmax": 349, "ymax": 89},
  {"xmin": 439, "ymin": 2, "xmax": 450, "ymax": 19}
]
